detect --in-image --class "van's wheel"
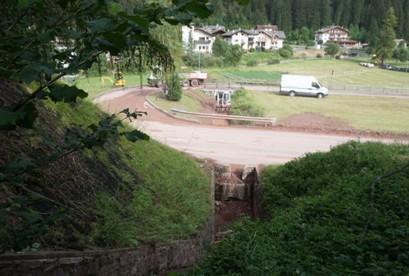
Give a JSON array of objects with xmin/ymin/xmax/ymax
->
[
  {"xmin": 289, "ymin": 91, "xmax": 296, "ymax": 97},
  {"xmin": 182, "ymin": 80, "xmax": 190, "ymax": 87},
  {"xmin": 190, "ymin": 79, "xmax": 199, "ymax": 87},
  {"xmin": 317, "ymin": 93, "xmax": 324, "ymax": 99}
]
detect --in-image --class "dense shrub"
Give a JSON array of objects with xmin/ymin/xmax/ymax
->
[
  {"xmin": 325, "ymin": 42, "xmax": 340, "ymax": 57},
  {"xmin": 229, "ymin": 89, "xmax": 264, "ymax": 123},
  {"xmin": 196, "ymin": 142, "xmax": 409, "ymax": 275},
  {"xmin": 182, "ymin": 54, "xmax": 222, "ymax": 68},
  {"xmin": 165, "ymin": 72, "xmax": 182, "ymax": 101},
  {"xmin": 212, "ymin": 38, "xmax": 243, "ymax": 67},
  {"xmin": 246, "ymin": 59, "xmax": 258, "ymax": 67},
  {"xmin": 316, "ymin": 53, "xmax": 323, "ymax": 58},
  {"xmin": 278, "ymin": 45, "xmax": 293, "ymax": 58},
  {"xmin": 393, "ymin": 47, "xmax": 409, "ymax": 62},
  {"xmin": 267, "ymin": 58, "xmax": 280, "ymax": 65}
]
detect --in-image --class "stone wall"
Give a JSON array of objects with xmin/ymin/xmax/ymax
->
[
  {"xmin": 0, "ymin": 217, "xmax": 213, "ymax": 276},
  {"xmin": 0, "ymin": 169, "xmax": 215, "ymax": 276}
]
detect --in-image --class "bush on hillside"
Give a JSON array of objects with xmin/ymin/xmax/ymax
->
[
  {"xmin": 229, "ymin": 89, "xmax": 264, "ymax": 124},
  {"xmin": 196, "ymin": 142, "xmax": 409, "ymax": 275}
]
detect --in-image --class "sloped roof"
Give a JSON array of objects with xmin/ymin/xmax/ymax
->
[
  {"xmin": 221, "ymin": 29, "xmax": 252, "ymax": 37},
  {"xmin": 197, "ymin": 25, "xmax": 226, "ymax": 35},
  {"xmin": 255, "ymin": 24, "xmax": 279, "ymax": 31},
  {"xmin": 316, "ymin": 26, "xmax": 350, "ymax": 34}
]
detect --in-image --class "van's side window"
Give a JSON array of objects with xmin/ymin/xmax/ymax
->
[{"xmin": 312, "ymin": 82, "xmax": 320, "ymax": 89}]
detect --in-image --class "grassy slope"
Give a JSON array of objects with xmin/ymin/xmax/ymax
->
[
  {"xmin": 250, "ymin": 92, "xmax": 409, "ymax": 133},
  {"xmin": 208, "ymin": 59, "xmax": 409, "ymax": 88},
  {"xmin": 1, "ymin": 98, "xmax": 210, "ymax": 250},
  {"xmin": 54, "ymin": 100, "xmax": 210, "ymax": 244}
]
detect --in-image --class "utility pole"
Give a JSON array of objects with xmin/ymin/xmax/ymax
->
[{"xmin": 198, "ymin": 51, "xmax": 201, "ymax": 72}]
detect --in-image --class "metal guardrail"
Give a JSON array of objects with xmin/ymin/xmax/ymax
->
[{"xmin": 170, "ymin": 108, "xmax": 277, "ymax": 125}]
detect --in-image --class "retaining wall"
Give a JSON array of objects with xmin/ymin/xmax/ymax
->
[{"xmin": 0, "ymin": 169, "xmax": 215, "ymax": 276}]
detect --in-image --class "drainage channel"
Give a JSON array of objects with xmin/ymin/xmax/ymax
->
[{"xmin": 213, "ymin": 164, "xmax": 262, "ymax": 241}]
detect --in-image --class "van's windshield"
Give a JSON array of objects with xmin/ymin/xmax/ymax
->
[{"xmin": 312, "ymin": 82, "xmax": 320, "ymax": 89}]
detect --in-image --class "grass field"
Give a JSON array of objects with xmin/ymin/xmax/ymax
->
[
  {"xmin": 250, "ymin": 92, "xmax": 409, "ymax": 133},
  {"xmin": 208, "ymin": 59, "xmax": 409, "ymax": 88},
  {"xmin": 75, "ymin": 73, "xmax": 146, "ymax": 98},
  {"xmin": 149, "ymin": 89, "xmax": 409, "ymax": 134},
  {"xmin": 148, "ymin": 90, "xmax": 211, "ymax": 113}
]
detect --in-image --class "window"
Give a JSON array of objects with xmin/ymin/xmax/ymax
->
[{"xmin": 312, "ymin": 82, "xmax": 320, "ymax": 89}]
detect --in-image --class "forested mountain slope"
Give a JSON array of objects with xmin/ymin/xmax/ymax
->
[{"xmin": 204, "ymin": 0, "xmax": 409, "ymax": 40}]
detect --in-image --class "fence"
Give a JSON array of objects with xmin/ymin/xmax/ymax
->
[{"xmin": 202, "ymin": 81, "xmax": 409, "ymax": 97}]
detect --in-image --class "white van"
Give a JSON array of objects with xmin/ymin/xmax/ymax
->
[{"xmin": 280, "ymin": 74, "xmax": 329, "ymax": 98}]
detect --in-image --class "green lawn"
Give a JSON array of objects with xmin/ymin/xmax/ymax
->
[
  {"xmin": 208, "ymin": 59, "xmax": 409, "ymax": 88},
  {"xmin": 148, "ymin": 90, "xmax": 209, "ymax": 113},
  {"xmin": 75, "ymin": 73, "xmax": 146, "ymax": 98},
  {"xmin": 149, "ymin": 88, "xmax": 409, "ymax": 133},
  {"xmin": 250, "ymin": 92, "xmax": 409, "ymax": 133}
]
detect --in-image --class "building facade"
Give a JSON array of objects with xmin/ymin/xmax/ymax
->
[{"xmin": 182, "ymin": 24, "xmax": 286, "ymax": 53}]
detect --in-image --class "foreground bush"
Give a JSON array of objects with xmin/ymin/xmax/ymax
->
[{"xmin": 196, "ymin": 142, "xmax": 409, "ymax": 275}]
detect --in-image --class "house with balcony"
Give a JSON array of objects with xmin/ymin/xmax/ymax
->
[
  {"xmin": 182, "ymin": 24, "xmax": 286, "ymax": 53},
  {"xmin": 182, "ymin": 25, "xmax": 226, "ymax": 54},
  {"xmin": 315, "ymin": 26, "xmax": 360, "ymax": 48}
]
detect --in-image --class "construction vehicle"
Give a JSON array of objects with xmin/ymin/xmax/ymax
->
[
  {"xmin": 112, "ymin": 56, "xmax": 125, "ymax": 87},
  {"xmin": 214, "ymin": 90, "xmax": 233, "ymax": 112},
  {"xmin": 181, "ymin": 71, "xmax": 208, "ymax": 87},
  {"xmin": 113, "ymin": 70, "xmax": 125, "ymax": 87}
]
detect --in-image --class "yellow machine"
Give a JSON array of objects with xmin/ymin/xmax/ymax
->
[{"xmin": 113, "ymin": 70, "xmax": 125, "ymax": 87}]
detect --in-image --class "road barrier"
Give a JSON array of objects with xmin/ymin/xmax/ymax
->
[{"xmin": 170, "ymin": 108, "xmax": 277, "ymax": 125}]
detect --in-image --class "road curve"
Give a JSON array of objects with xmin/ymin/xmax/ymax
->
[
  {"xmin": 94, "ymin": 87, "xmax": 395, "ymax": 166},
  {"xmin": 135, "ymin": 121, "xmax": 390, "ymax": 165}
]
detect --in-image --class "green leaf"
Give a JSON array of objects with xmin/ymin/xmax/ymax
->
[
  {"xmin": 108, "ymin": 2, "xmax": 123, "ymax": 15},
  {"xmin": 19, "ymin": 102, "xmax": 38, "ymax": 128},
  {"xmin": 122, "ymin": 130, "xmax": 150, "ymax": 142},
  {"xmin": 49, "ymin": 84, "xmax": 88, "ymax": 103},
  {"xmin": 0, "ymin": 103, "xmax": 38, "ymax": 129},
  {"xmin": 0, "ymin": 109, "xmax": 24, "ymax": 129},
  {"xmin": 19, "ymin": 64, "xmax": 54, "ymax": 84},
  {"xmin": 88, "ymin": 18, "xmax": 115, "ymax": 33}
]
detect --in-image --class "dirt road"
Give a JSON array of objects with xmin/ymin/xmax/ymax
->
[{"xmin": 95, "ymin": 88, "xmax": 396, "ymax": 165}]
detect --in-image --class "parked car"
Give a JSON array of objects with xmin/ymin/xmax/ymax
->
[
  {"xmin": 360, "ymin": 62, "xmax": 375, "ymax": 68},
  {"xmin": 280, "ymin": 74, "xmax": 329, "ymax": 98}
]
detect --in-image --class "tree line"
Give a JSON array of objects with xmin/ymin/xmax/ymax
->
[{"xmin": 204, "ymin": 0, "xmax": 409, "ymax": 42}]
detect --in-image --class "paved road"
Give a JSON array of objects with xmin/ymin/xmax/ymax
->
[
  {"xmin": 135, "ymin": 120, "xmax": 391, "ymax": 165},
  {"xmin": 95, "ymin": 88, "xmax": 396, "ymax": 166}
]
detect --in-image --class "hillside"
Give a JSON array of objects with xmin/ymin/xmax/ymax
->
[
  {"xmin": 205, "ymin": 0, "xmax": 409, "ymax": 41},
  {"xmin": 196, "ymin": 142, "xmax": 409, "ymax": 274},
  {"xmin": 0, "ymin": 81, "xmax": 210, "ymax": 252}
]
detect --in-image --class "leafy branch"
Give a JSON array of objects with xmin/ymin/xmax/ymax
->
[{"xmin": 359, "ymin": 161, "xmax": 409, "ymax": 244}]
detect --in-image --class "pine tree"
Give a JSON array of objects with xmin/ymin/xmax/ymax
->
[{"xmin": 374, "ymin": 7, "xmax": 398, "ymax": 64}]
